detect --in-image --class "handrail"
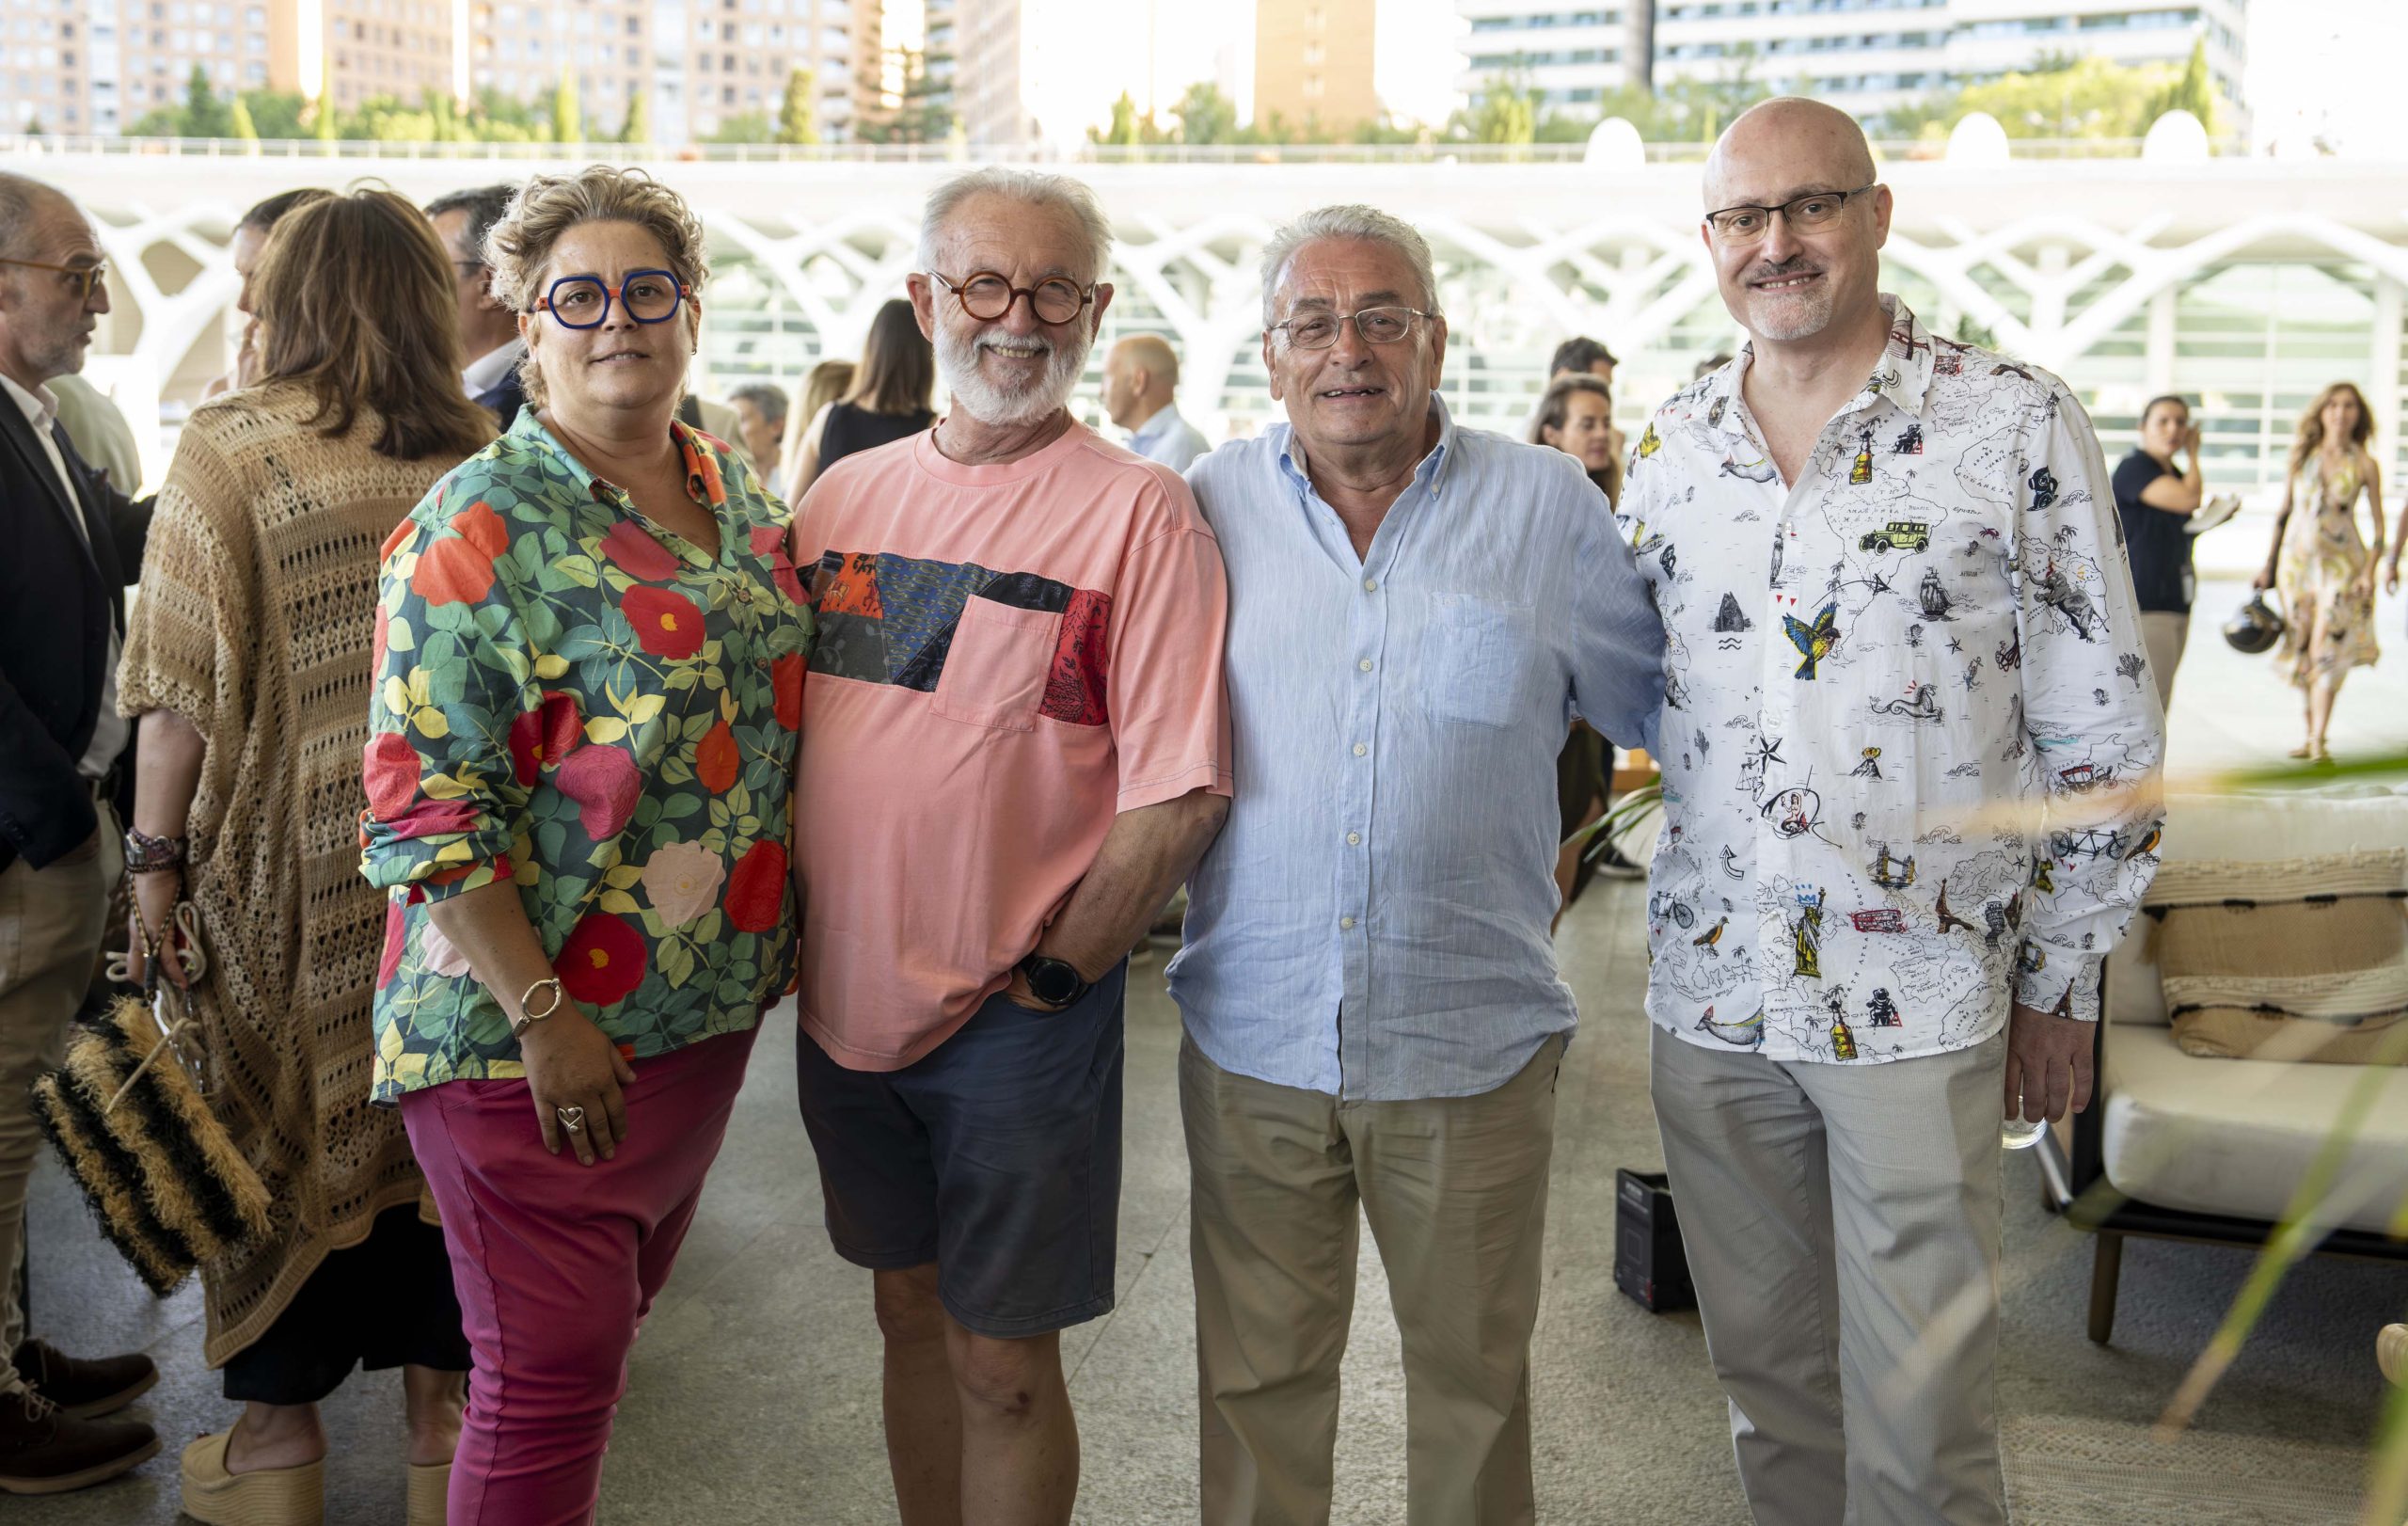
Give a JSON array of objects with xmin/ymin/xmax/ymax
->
[{"xmin": 0, "ymin": 133, "xmax": 2259, "ymax": 166}]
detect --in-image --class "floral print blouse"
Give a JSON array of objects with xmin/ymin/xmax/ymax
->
[{"xmin": 360, "ymin": 409, "xmax": 811, "ymax": 1103}]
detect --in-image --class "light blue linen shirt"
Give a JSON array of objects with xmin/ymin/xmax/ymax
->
[
  {"xmin": 1129, "ymin": 403, "xmax": 1212, "ymax": 473},
  {"xmin": 1168, "ymin": 395, "xmax": 1666, "ymax": 1101}
]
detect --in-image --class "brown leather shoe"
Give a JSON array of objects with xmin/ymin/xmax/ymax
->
[
  {"xmin": 11, "ymin": 1340, "xmax": 157, "ymax": 1420},
  {"xmin": 0, "ymin": 1386, "xmax": 161, "ymax": 1495}
]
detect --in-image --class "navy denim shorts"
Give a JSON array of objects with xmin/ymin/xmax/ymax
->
[{"xmin": 794, "ymin": 962, "xmax": 1126, "ymax": 1338}]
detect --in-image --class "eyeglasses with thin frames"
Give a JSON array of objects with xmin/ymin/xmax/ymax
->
[
  {"xmin": 0, "ymin": 258, "xmax": 108, "ymax": 303},
  {"xmin": 1267, "ymin": 305, "xmax": 1433, "ymax": 351},
  {"xmin": 927, "ymin": 270, "xmax": 1098, "ymax": 326},
  {"xmin": 1703, "ymin": 183, "xmax": 1879, "ymax": 244}
]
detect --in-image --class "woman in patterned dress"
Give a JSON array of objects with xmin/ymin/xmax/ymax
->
[
  {"xmin": 358, "ymin": 167, "xmax": 811, "ymax": 1525},
  {"xmin": 2255, "ymin": 381, "xmax": 2387, "ymax": 761}
]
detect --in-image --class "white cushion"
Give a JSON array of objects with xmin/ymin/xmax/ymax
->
[
  {"xmin": 2100, "ymin": 1022, "xmax": 2408, "ymax": 1234},
  {"xmin": 2106, "ymin": 784, "xmax": 2408, "ymax": 1026}
]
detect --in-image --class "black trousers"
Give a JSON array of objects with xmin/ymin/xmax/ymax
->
[{"xmin": 221, "ymin": 1204, "xmax": 469, "ymax": 1406}]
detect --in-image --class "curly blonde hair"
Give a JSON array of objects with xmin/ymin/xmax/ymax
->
[{"xmin": 484, "ymin": 165, "xmax": 710, "ymax": 407}]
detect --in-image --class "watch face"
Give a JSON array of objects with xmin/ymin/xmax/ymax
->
[{"xmin": 1029, "ymin": 960, "xmax": 1081, "ymax": 1005}]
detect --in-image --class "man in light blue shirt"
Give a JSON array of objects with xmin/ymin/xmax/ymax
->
[
  {"xmin": 1102, "ymin": 332, "xmax": 1211, "ymax": 470},
  {"xmin": 1169, "ymin": 203, "xmax": 1664, "ymax": 1524}
]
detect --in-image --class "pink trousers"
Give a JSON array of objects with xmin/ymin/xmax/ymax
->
[{"xmin": 401, "ymin": 1026, "xmax": 757, "ymax": 1526}]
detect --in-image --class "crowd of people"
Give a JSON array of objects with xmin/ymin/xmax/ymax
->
[{"xmin": 0, "ymin": 89, "xmax": 2390, "ymax": 1526}]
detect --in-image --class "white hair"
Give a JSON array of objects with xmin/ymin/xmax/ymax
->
[
  {"xmin": 916, "ymin": 167, "xmax": 1114, "ymax": 284},
  {"xmin": 1259, "ymin": 204, "xmax": 1441, "ymax": 326}
]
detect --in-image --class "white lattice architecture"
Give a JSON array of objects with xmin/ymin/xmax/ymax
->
[{"xmin": 10, "ymin": 142, "xmax": 2405, "ymax": 571}]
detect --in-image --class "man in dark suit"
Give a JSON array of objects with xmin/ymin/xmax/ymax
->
[
  {"xmin": 424, "ymin": 183, "xmax": 526, "ymax": 430},
  {"xmin": 0, "ymin": 171, "xmax": 163, "ymax": 1495}
]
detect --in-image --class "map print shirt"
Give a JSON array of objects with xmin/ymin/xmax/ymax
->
[
  {"xmin": 360, "ymin": 411, "xmax": 810, "ymax": 1103},
  {"xmin": 1619, "ymin": 298, "xmax": 2165, "ymax": 1064}
]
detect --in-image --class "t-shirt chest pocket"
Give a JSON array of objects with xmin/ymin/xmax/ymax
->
[{"xmin": 933, "ymin": 597, "xmax": 1063, "ymax": 731}]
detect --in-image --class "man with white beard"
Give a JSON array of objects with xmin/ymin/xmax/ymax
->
[{"xmin": 786, "ymin": 167, "xmax": 1233, "ymax": 1526}]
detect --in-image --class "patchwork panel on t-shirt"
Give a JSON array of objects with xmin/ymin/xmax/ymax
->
[{"xmin": 808, "ymin": 549, "xmax": 1114, "ymax": 724}]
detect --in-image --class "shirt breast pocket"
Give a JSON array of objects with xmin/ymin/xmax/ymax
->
[
  {"xmin": 1425, "ymin": 594, "xmax": 1534, "ymax": 729},
  {"xmin": 932, "ymin": 597, "xmax": 1062, "ymax": 732}
]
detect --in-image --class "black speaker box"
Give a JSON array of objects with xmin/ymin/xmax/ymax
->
[{"xmin": 1614, "ymin": 1168, "xmax": 1695, "ymax": 1312}]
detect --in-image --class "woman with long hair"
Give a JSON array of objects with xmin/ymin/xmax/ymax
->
[
  {"xmin": 1528, "ymin": 372, "xmax": 1637, "ymax": 919},
  {"xmin": 119, "ymin": 188, "xmax": 496, "ymax": 1526},
  {"xmin": 782, "ymin": 295, "xmax": 936, "ymax": 500},
  {"xmin": 359, "ymin": 166, "xmax": 809, "ymax": 1524},
  {"xmin": 1529, "ymin": 371, "xmax": 1623, "ymax": 506},
  {"xmin": 2254, "ymin": 381, "xmax": 2386, "ymax": 760}
]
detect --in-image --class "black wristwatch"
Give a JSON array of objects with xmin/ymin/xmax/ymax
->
[{"xmin": 1017, "ymin": 953, "xmax": 1090, "ymax": 1009}]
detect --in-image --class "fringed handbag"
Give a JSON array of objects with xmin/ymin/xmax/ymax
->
[{"xmin": 31, "ymin": 900, "xmax": 272, "ymax": 1296}]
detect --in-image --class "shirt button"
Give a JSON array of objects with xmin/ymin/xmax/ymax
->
[
  {"xmin": 1346, "ymin": 832, "xmax": 1361, "ymax": 846},
  {"xmin": 1357, "ymin": 658, "xmax": 1373, "ymax": 673},
  {"xmin": 736, "ymin": 586, "xmax": 754, "ymax": 603},
  {"xmin": 1340, "ymin": 916, "xmax": 1356, "ymax": 930},
  {"xmin": 1353, "ymin": 742, "xmax": 1367, "ymax": 756},
  {"xmin": 1362, "ymin": 578, "xmax": 1377, "ymax": 593}
]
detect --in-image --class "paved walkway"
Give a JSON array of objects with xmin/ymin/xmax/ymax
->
[{"xmin": 18, "ymin": 572, "xmax": 2403, "ymax": 1523}]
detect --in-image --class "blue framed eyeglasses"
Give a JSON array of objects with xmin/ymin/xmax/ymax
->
[{"xmin": 534, "ymin": 268, "xmax": 689, "ymax": 329}]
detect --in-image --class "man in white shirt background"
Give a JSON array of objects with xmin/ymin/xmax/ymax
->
[
  {"xmin": 1620, "ymin": 101, "xmax": 2165, "ymax": 1525},
  {"xmin": 423, "ymin": 183, "xmax": 526, "ymax": 428},
  {"xmin": 1101, "ymin": 332, "xmax": 1211, "ymax": 471}
]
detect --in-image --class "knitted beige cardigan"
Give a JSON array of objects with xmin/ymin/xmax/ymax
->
[{"xmin": 118, "ymin": 382, "xmax": 458, "ymax": 1366}]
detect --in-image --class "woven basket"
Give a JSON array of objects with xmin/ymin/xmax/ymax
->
[{"xmin": 32, "ymin": 986, "xmax": 272, "ymax": 1297}]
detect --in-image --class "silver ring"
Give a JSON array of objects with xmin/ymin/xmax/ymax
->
[{"xmin": 556, "ymin": 1105, "xmax": 586, "ymax": 1133}]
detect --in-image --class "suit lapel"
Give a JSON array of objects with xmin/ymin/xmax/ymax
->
[{"xmin": 0, "ymin": 396, "xmax": 105, "ymax": 585}]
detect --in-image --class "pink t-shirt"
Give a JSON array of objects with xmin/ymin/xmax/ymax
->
[{"xmin": 791, "ymin": 421, "xmax": 1232, "ymax": 1070}]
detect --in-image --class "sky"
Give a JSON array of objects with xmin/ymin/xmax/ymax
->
[{"xmin": 2241, "ymin": 0, "xmax": 2404, "ymax": 156}]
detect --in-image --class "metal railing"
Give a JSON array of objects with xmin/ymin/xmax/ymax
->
[{"xmin": 0, "ymin": 132, "xmax": 2233, "ymax": 166}]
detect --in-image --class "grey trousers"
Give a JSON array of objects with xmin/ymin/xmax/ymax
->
[{"xmin": 1650, "ymin": 1026, "xmax": 2009, "ymax": 1526}]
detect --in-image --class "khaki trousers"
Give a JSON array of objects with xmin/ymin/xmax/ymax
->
[
  {"xmin": 1650, "ymin": 1027, "xmax": 2008, "ymax": 1526},
  {"xmin": 1180, "ymin": 1032, "xmax": 1564, "ymax": 1526},
  {"xmin": 2140, "ymin": 610, "xmax": 2189, "ymax": 709},
  {"xmin": 0, "ymin": 811, "xmax": 114, "ymax": 1375}
]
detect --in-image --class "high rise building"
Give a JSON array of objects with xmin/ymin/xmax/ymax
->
[
  {"xmin": 1, "ymin": 0, "xmax": 871, "ymax": 140},
  {"xmin": 1253, "ymin": 0, "xmax": 1379, "ymax": 135},
  {"xmin": 1456, "ymin": 1, "xmax": 2247, "ymax": 127}
]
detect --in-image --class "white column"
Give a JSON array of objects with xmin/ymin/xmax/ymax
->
[
  {"xmin": 2372, "ymin": 275, "xmax": 2403, "ymax": 484},
  {"xmin": 2146, "ymin": 286, "xmax": 2177, "ymax": 396}
]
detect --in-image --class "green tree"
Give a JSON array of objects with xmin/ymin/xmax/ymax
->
[
  {"xmin": 182, "ymin": 64, "xmax": 232, "ymax": 138},
  {"xmin": 777, "ymin": 67, "xmax": 819, "ymax": 145},
  {"xmin": 1463, "ymin": 72, "xmax": 1535, "ymax": 145},
  {"xmin": 230, "ymin": 94, "xmax": 258, "ymax": 142},
  {"xmin": 619, "ymin": 88, "xmax": 651, "ymax": 146},
  {"xmin": 706, "ymin": 110, "xmax": 777, "ymax": 144},
  {"xmin": 1090, "ymin": 89, "xmax": 1170, "ymax": 147},
  {"xmin": 853, "ymin": 47, "xmax": 955, "ymax": 145},
  {"xmin": 2144, "ymin": 36, "xmax": 2218, "ymax": 138},
  {"xmin": 1171, "ymin": 81, "xmax": 1237, "ymax": 146},
  {"xmin": 22, "ymin": 115, "xmax": 41, "ymax": 135},
  {"xmin": 553, "ymin": 68, "xmax": 581, "ymax": 144},
  {"xmin": 313, "ymin": 76, "xmax": 339, "ymax": 144},
  {"xmin": 1945, "ymin": 53, "xmax": 2177, "ymax": 139},
  {"xmin": 240, "ymin": 90, "xmax": 309, "ymax": 139}
]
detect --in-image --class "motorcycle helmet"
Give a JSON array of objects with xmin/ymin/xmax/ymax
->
[{"xmin": 2222, "ymin": 593, "xmax": 2285, "ymax": 656}]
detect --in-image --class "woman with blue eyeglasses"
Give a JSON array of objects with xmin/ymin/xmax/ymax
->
[{"xmin": 357, "ymin": 166, "xmax": 811, "ymax": 1525}]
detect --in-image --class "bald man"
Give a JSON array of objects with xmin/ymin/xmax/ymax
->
[
  {"xmin": 1101, "ymin": 333, "xmax": 1210, "ymax": 471},
  {"xmin": 1620, "ymin": 100, "xmax": 2162, "ymax": 1525}
]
